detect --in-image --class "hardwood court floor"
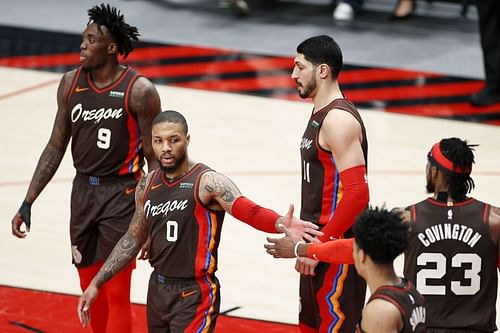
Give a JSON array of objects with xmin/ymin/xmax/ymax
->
[{"xmin": 0, "ymin": 66, "xmax": 499, "ymax": 331}]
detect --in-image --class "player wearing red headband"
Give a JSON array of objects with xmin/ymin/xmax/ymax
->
[{"xmin": 266, "ymin": 137, "xmax": 500, "ymax": 333}]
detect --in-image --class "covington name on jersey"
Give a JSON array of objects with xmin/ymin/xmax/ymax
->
[{"xmin": 417, "ymin": 223, "xmax": 482, "ymax": 248}]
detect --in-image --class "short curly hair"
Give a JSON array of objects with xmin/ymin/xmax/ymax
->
[
  {"xmin": 353, "ymin": 207, "xmax": 408, "ymax": 264},
  {"xmin": 87, "ymin": 3, "xmax": 140, "ymax": 58}
]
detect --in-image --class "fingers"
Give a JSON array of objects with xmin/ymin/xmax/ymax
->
[
  {"xmin": 11, "ymin": 215, "xmax": 27, "ymax": 238},
  {"xmin": 286, "ymin": 204, "xmax": 294, "ymax": 218},
  {"xmin": 77, "ymin": 297, "xmax": 91, "ymax": 327}
]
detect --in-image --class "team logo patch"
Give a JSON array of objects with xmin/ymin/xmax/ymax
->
[
  {"xmin": 179, "ymin": 182, "xmax": 194, "ymax": 189},
  {"xmin": 109, "ymin": 90, "xmax": 124, "ymax": 98}
]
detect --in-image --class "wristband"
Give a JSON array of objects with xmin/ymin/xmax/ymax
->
[{"xmin": 294, "ymin": 240, "xmax": 305, "ymax": 257}]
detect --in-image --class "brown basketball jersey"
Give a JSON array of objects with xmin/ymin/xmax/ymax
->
[
  {"xmin": 144, "ymin": 164, "xmax": 225, "ymax": 279},
  {"xmin": 300, "ymin": 98, "xmax": 368, "ymax": 228},
  {"xmin": 404, "ymin": 198, "xmax": 497, "ymax": 331},
  {"xmin": 67, "ymin": 66, "xmax": 144, "ymax": 177},
  {"xmin": 356, "ymin": 279, "xmax": 426, "ymax": 333}
]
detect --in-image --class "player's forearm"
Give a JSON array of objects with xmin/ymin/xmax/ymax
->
[
  {"xmin": 25, "ymin": 145, "xmax": 65, "ymax": 203},
  {"xmin": 303, "ymin": 238, "xmax": 355, "ymax": 264},
  {"xmin": 93, "ymin": 232, "xmax": 142, "ymax": 288},
  {"xmin": 318, "ymin": 165, "xmax": 369, "ymax": 241},
  {"xmin": 231, "ymin": 196, "xmax": 280, "ymax": 233}
]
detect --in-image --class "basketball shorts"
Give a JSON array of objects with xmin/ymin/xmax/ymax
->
[
  {"xmin": 70, "ymin": 172, "xmax": 138, "ymax": 267},
  {"xmin": 147, "ymin": 272, "xmax": 220, "ymax": 333},
  {"xmin": 299, "ymin": 261, "xmax": 366, "ymax": 332}
]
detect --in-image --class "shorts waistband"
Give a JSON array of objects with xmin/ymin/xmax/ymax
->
[{"xmin": 75, "ymin": 172, "xmax": 139, "ymax": 186}]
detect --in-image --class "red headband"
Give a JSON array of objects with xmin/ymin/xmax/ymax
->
[{"xmin": 429, "ymin": 143, "xmax": 471, "ymax": 174}]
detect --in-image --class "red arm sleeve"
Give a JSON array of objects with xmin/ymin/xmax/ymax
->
[
  {"xmin": 231, "ymin": 196, "xmax": 279, "ymax": 233},
  {"xmin": 306, "ymin": 238, "xmax": 355, "ymax": 264},
  {"xmin": 318, "ymin": 165, "xmax": 369, "ymax": 242}
]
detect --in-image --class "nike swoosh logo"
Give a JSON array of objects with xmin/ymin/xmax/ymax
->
[
  {"xmin": 151, "ymin": 183, "xmax": 162, "ymax": 190},
  {"xmin": 329, "ymin": 236, "xmax": 338, "ymax": 241},
  {"xmin": 181, "ymin": 290, "xmax": 197, "ymax": 298},
  {"xmin": 125, "ymin": 187, "xmax": 135, "ymax": 195},
  {"xmin": 75, "ymin": 86, "xmax": 89, "ymax": 92}
]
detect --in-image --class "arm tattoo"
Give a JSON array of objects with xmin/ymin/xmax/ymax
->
[
  {"xmin": 94, "ymin": 233, "xmax": 140, "ymax": 287},
  {"xmin": 203, "ymin": 172, "xmax": 241, "ymax": 207},
  {"xmin": 138, "ymin": 175, "xmax": 147, "ymax": 192}
]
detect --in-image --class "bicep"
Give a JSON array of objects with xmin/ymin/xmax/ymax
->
[
  {"xmin": 320, "ymin": 112, "xmax": 365, "ymax": 172},
  {"xmin": 199, "ymin": 171, "xmax": 242, "ymax": 212},
  {"xmin": 129, "ymin": 78, "xmax": 161, "ymax": 138},
  {"xmin": 49, "ymin": 73, "xmax": 73, "ymax": 149}
]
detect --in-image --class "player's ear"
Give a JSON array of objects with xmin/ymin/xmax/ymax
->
[
  {"xmin": 318, "ymin": 64, "xmax": 330, "ymax": 79},
  {"xmin": 108, "ymin": 42, "xmax": 118, "ymax": 56}
]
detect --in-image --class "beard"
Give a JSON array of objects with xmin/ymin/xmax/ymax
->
[
  {"xmin": 298, "ymin": 75, "xmax": 317, "ymax": 99},
  {"xmin": 159, "ymin": 151, "xmax": 187, "ymax": 174}
]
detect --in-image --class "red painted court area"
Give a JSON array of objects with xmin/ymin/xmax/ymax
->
[{"xmin": 0, "ymin": 285, "xmax": 298, "ymax": 333}]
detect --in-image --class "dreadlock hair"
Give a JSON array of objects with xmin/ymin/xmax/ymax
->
[
  {"xmin": 353, "ymin": 206, "xmax": 408, "ymax": 265},
  {"xmin": 87, "ymin": 3, "xmax": 139, "ymax": 58},
  {"xmin": 433, "ymin": 138, "xmax": 477, "ymax": 202},
  {"xmin": 153, "ymin": 110, "xmax": 189, "ymax": 135},
  {"xmin": 296, "ymin": 35, "xmax": 343, "ymax": 80}
]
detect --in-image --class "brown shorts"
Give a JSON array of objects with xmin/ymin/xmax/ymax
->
[
  {"xmin": 299, "ymin": 262, "xmax": 366, "ymax": 333},
  {"xmin": 70, "ymin": 172, "xmax": 138, "ymax": 267},
  {"xmin": 147, "ymin": 272, "xmax": 220, "ymax": 333}
]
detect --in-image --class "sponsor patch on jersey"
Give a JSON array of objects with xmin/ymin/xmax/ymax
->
[
  {"xmin": 180, "ymin": 182, "xmax": 194, "ymax": 189},
  {"xmin": 109, "ymin": 90, "xmax": 125, "ymax": 98}
]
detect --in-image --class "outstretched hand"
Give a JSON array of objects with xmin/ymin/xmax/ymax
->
[
  {"xmin": 265, "ymin": 224, "xmax": 302, "ymax": 258},
  {"xmin": 278, "ymin": 204, "xmax": 323, "ymax": 242},
  {"xmin": 77, "ymin": 283, "xmax": 99, "ymax": 328}
]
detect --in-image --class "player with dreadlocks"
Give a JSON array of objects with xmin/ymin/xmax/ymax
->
[
  {"xmin": 266, "ymin": 137, "xmax": 500, "ymax": 332},
  {"xmin": 11, "ymin": 3, "xmax": 161, "ymax": 332}
]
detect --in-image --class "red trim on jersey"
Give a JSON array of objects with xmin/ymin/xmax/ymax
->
[
  {"xmin": 318, "ymin": 165, "xmax": 369, "ymax": 242},
  {"xmin": 426, "ymin": 197, "xmax": 475, "ymax": 207},
  {"xmin": 483, "ymin": 203, "xmax": 490, "ymax": 223},
  {"xmin": 411, "ymin": 205, "xmax": 417, "ymax": 223},
  {"xmin": 86, "ymin": 66, "xmax": 131, "ymax": 94},
  {"xmin": 66, "ymin": 67, "xmax": 82, "ymax": 105},
  {"xmin": 429, "ymin": 142, "xmax": 471, "ymax": 174},
  {"xmin": 317, "ymin": 140, "xmax": 337, "ymax": 226},
  {"xmin": 186, "ymin": 275, "xmax": 218, "ymax": 333},
  {"xmin": 118, "ymin": 71, "xmax": 142, "ymax": 175},
  {"xmin": 307, "ymin": 238, "xmax": 354, "ymax": 264},
  {"xmin": 316, "ymin": 264, "xmax": 349, "ymax": 332},
  {"xmin": 159, "ymin": 163, "xmax": 203, "ymax": 188},
  {"xmin": 193, "ymin": 169, "xmax": 221, "ymax": 277}
]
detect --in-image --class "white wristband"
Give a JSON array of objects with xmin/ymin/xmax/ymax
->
[{"xmin": 294, "ymin": 241, "xmax": 305, "ymax": 257}]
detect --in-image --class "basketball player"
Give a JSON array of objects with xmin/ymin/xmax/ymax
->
[
  {"xmin": 292, "ymin": 35, "xmax": 369, "ymax": 332},
  {"xmin": 77, "ymin": 110, "xmax": 321, "ymax": 332},
  {"xmin": 267, "ymin": 137, "xmax": 500, "ymax": 332},
  {"xmin": 10, "ymin": 4, "xmax": 161, "ymax": 333},
  {"xmin": 266, "ymin": 207, "xmax": 426, "ymax": 333},
  {"xmin": 400, "ymin": 137, "xmax": 499, "ymax": 332}
]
